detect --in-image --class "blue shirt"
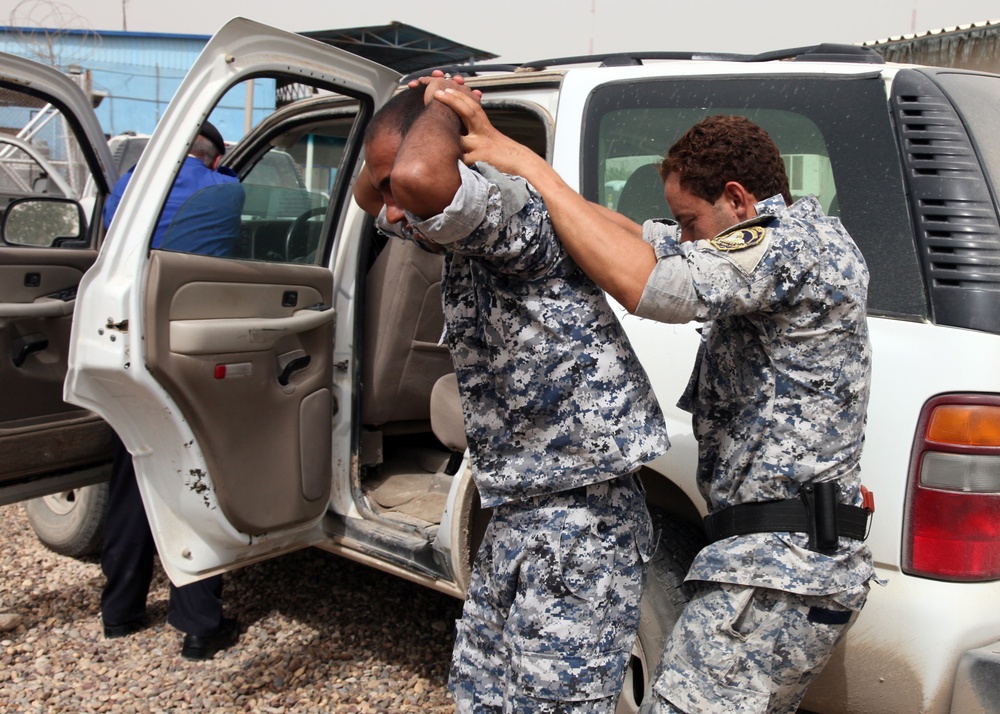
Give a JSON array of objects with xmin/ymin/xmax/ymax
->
[{"xmin": 104, "ymin": 156, "xmax": 244, "ymax": 256}]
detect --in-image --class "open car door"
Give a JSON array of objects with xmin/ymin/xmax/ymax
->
[
  {"xmin": 65, "ymin": 18, "xmax": 399, "ymax": 584},
  {"xmin": 0, "ymin": 51, "xmax": 117, "ymax": 504}
]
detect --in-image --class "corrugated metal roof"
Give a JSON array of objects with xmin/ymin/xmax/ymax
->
[
  {"xmin": 860, "ymin": 18, "xmax": 1000, "ymax": 72},
  {"xmin": 861, "ymin": 18, "xmax": 1000, "ymax": 47},
  {"xmin": 301, "ymin": 22, "xmax": 497, "ymax": 74}
]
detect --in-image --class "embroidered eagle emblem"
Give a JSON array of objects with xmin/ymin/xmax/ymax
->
[{"xmin": 709, "ymin": 225, "xmax": 767, "ymax": 252}]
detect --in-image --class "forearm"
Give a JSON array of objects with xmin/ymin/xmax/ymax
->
[
  {"xmin": 430, "ymin": 85, "xmax": 656, "ymax": 309},
  {"xmin": 591, "ymin": 202, "xmax": 644, "ymax": 237},
  {"xmin": 512, "ymin": 150, "xmax": 656, "ymax": 312},
  {"xmin": 353, "ymin": 163, "xmax": 384, "ymax": 216}
]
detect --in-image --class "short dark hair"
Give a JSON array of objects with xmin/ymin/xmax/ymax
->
[
  {"xmin": 190, "ymin": 135, "xmax": 222, "ymax": 167},
  {"xmin": 198, "ymin": 120, "xmax": 226, "ymax": 156},
  {"xmin": 190, "ymin": 120, "xmax": 226, "ymax": 168},
  {"xmin": 364, "ymin": 86, "xmax": 427, "ymax": 145},
  {"xmin": 659, "ymin": 115, "xmax": 792, "ymax": 205}
]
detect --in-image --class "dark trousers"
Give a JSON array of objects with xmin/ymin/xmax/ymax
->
[{"xmin": 100, "ymin": 435, "xmax": 223, "ymax": 637}]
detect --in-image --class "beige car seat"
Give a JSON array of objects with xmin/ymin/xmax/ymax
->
[
  {"xmin": 430, "ymin": 372, "xmax": 467, "ymax": 475},
  {"xmin": 361, "ymin": 238, "xmax": 454, "ymax": 433},
  {"xmin": 616, "ymin": 163, "xmax": 671, "ymax": 224}
]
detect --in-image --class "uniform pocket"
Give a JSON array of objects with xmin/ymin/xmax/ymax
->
[
  {"xmin": 513, "ymin": 647, "xmax": 628, "ymax": 702},
  {"xmin": 654, "ymin": 650, "xmax": 770, "ymax": 714},
  {"xmin": 558, "ymin": 505, "xmax": 615, "ymax": 604}
]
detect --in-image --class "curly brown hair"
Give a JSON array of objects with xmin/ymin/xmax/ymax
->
[{"xmin": 659, "ymin": 115, "xmax": 792, "ymax": 206}]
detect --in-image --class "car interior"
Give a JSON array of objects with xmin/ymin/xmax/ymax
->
[
  {"xmin": 353, "ymin": 101, "xmax": 550, "ymax": 539},
  {"xmin": 0, "ymin": 84, "xmax": 113, "ymax": 488}
]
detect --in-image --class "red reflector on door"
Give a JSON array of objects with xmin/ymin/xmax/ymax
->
[{"xmin": 213, "ymin": 362, "xmax": 251, "ymax": 380}]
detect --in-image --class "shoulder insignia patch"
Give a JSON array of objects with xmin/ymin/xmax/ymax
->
[{"xmin": 709, "ymin": 225, "xmax": 767, "ymax": 252}]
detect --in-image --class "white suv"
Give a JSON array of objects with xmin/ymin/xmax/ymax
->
[{"xmin": 3, "ymin": 19, "xmax": 1000, "ymax": 714}]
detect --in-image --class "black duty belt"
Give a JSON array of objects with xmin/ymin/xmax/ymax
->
[{"xmin": 703, "ymin": 482, "xmax": 873, "ymax": 554}]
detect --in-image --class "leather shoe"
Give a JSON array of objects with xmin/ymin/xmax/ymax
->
[
  {"xmin": 180, "ymin": 617, "xmax": 239, "ymax": 661},
  {"xmin": 103, "ymin": 618, "xmax": 145, "ymax": 639}
]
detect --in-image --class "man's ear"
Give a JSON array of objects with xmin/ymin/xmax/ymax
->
[
  {"xmin": 722, "ymin": 181, "xmax": 758, "ymax": 220},
  {"xmin": 210, "ymin": 154, "xmax": 223, "ymax": 171}
]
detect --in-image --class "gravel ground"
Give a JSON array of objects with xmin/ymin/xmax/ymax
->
[{"xmin": 0, "ymin": 502, "xmax": 463, "ymax": 713}]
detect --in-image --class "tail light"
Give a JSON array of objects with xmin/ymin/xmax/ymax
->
[{"xmin": 903, "ymin": 394, "xmax": 1000, "ymax": 581}]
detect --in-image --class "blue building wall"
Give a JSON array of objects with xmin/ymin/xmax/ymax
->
[{"xmin": 0, "ymin": 27, "xmax": 275, "ymax": 144}]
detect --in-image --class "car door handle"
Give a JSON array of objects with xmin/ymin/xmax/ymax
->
[
  {"xmin": 11, "ymin": 336, "xmax": 49, "ymax": 367},
  {"xmin": 277, "ymin": 354, "xmax": 311, "ymax": 386},
  {"xmin": 169, "ymin": 306, "xmax": 335, "ymax": 355},
  {"xmin": 0, "ymin": 296, "xmax": 75, "ymax": 318}
]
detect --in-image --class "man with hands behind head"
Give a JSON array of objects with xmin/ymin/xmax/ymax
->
[
  {"xmin": 355, "ymin": 76, "xmax": 668, "ymax": 712},
  {"xmin": 432, "ymin": 87, "xmax": 878, "ymax": 714}
]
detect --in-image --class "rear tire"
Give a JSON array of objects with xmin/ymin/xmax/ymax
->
[
  {"xmin": 24, "ymin": 482, "xmax": 109, "ymax": 558},
  {"xmin": 617, "ymin": 509, "xmax": 706, "ymax": 714}
]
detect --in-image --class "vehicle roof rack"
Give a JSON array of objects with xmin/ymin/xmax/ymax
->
[
  {"xmin": 401, "ymin": 43, "xmax": 884, "ymax": 82},
  {"xmin": 519, "ymin": 43, "xmax": 884, "ymax": 70},
  {"xmin": 757, "ymin": 43, "xmax": 885, "ymax": 64},
  {"xmin": 399, "ymin": 63, "xmax": 523, "ymax": 83}
]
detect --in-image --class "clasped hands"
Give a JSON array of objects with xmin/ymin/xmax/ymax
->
[{"xmin": 407, "ymin": 70, "xmax": 530, "ymax": 174}]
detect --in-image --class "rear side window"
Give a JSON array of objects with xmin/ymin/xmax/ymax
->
[{"xmin": 581, "ymin": 75, "xmax": 926, "ymax": 318}]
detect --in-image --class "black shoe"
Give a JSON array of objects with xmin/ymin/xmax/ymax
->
[
  {"xmin": 180, "ymin": 618, "xmax": 239, "ymax": 661},
  {"xmin": 103, "ymin": 618, "xmax": 145, "ymax": 639}
]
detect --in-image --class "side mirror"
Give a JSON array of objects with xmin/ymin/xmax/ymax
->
[{"xmin": 1, "ymin": 197, "xmax": 87, "ymax": 248}]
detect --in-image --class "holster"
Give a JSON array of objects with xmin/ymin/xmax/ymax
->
[{"xmin": 703, "ymin": 482, "xmax": 873, "ymax": 555}]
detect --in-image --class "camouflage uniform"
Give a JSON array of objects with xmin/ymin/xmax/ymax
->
[
  {"xmin": 633, "ymin": 195, "xmax": 877, "ymax": 714},
  {"xmin": 377, "ymin": 161, "xmax": 669, "ymax": 711}
]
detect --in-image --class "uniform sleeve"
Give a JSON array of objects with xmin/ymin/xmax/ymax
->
[
  {"xmin": 634, "ymin": 221, "xmax": 779, "ymax": 324},
  {"xmin": 407, "ymin": 161, "xmax": 564, "ymax": 279},
  {"xmin": 402, "ymin": 161, "xmax": 491, "ymax": 245}
]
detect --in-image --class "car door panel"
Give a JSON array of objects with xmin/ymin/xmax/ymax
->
[
  {"xmin": 0, "ymin": 51, "xmax": 116, "ymax": 497},
  {"xmin": 0, "ymin": 249, "xmax": 111, "ymax": 487},
  {"xmin": 65, "ymin": 18, "xmax": 399, "ymax": 583},
  {"xmin": 144, "ymin": 250, "xmax": 334, "ymax": 534}
]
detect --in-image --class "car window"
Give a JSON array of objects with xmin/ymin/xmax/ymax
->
[
  {"xmin": 154, "ymin": 76, "xmax": 362, "ymax": 266},
  {"xmin": 598, "ymin": 110, "xmax": 836, "ymax": 217},
  {"xmin": 582, "ymin": 75, "xmax": 927, "ymax": 318},
  {"xmin": 0, "ymin": 142, "xmax": 68, "ymax": 199},
  {"xmin": 235, "ymin": 124, "xmax": 352, "ymax": 264},
  {"xmin": 0, "ymin": 85, "xmax": 97, "ymax": 247}
]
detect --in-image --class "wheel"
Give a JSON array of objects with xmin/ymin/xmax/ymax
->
[
  {"xmin": 23, "ymin": 482, "xmax": 109, "ymax": 558},
  {"xmin": 616, "ymin": 510, "xmax": 706, "ymax": 714}
]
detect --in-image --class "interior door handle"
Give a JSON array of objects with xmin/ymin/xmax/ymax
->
[
  {"xmin": 12, "ymin": 336, "xmax": 49, "ymax": 367},
  {"xmin": 277, "ymin": 354, "xmax": 311, "ymax": 386}
]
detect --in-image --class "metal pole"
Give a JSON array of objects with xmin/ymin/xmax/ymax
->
[{"xmin": 244, "ymin": 80, "xmax": 255, "ymax": 135}]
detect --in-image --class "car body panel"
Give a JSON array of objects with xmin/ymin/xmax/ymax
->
[{"xmin": 545, "ymin": 61, "xmax": 1000, "ymax": 713}]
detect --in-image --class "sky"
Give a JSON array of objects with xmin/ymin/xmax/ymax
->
[{"xmin": 1, "ymin": 0, "xmax": 999, "ymax": 64}]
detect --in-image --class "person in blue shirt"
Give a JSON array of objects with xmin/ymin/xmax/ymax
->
[
  {"xmin": 100, "ymin": 121, "xmax": 242, "ymax": 661},
  {"xmin": 103, "ymin": 120, "xmax": 244, "ymax": 256}
]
